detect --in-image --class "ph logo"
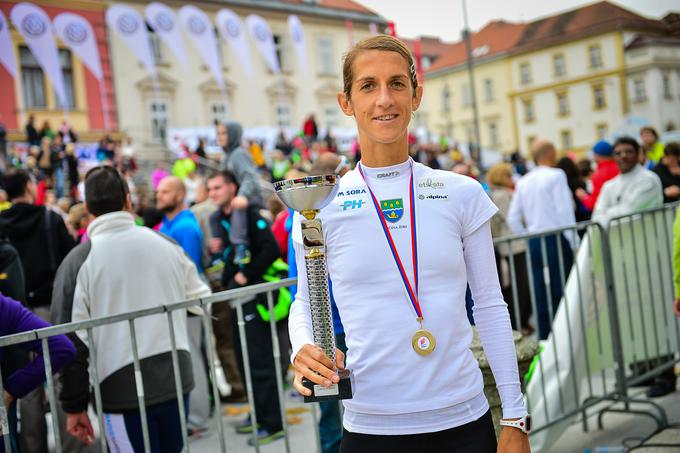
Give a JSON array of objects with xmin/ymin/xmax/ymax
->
[{"xmin": 341, "ymin": 199, "xmax": 364, "ymax": 211}]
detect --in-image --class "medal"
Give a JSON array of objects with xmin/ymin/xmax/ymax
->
[{"xmin": 359, "ymin": 161, "xmax": 436, "ymax": 356}]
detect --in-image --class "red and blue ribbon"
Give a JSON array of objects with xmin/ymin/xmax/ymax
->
[{"xmin": 358, "ymin": 161, "xmax": 422, "ymax": 320}]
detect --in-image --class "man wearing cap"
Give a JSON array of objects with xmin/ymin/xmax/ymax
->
[{"xmin": 576, "ymin": 140, "xmax": 619, "ymax": 212}]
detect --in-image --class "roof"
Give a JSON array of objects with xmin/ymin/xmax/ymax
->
[
  {"xmin": 512, "ymin": 1, "xmax": 667, "ymax": 53},
  {"xmin": 402, "ymin": 36, "xmax": 455, "ymax": 60},
  {"xmin": 282, "ymin": 0, "xmax": 378, "ymax": 15},
  {"xmin": 426, "ymin": 20, "xmax": 526, "ymax": 74},
  {"xmin": 626, "ymin": 34, "xmax": 680, "ymax": 50}
]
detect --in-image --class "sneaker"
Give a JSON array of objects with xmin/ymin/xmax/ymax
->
[
  {"xmin": 233, "ymin": 244, "xmax": 251, "ymax": 266},
  {"xmin": 235, "ymin": 417, "xmax": 259, "ymax": 434},
  {"xmin": 247, "ymin": 428, "xmax": 285, "ymax": 446}
]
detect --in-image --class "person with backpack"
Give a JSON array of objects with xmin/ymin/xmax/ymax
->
[{"xmin": 0, "ymin": 169, "xmax": 76, "ymax": 452}]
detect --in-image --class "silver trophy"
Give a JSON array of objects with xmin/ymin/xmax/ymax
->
[{"xmin": 275, "ymin": 175, "xmax": 353, "ymax": 402}]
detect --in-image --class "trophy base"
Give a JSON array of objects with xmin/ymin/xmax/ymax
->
[{"xmin": 303, "ymin": 369, "xmax": 354, "ymax": 403}]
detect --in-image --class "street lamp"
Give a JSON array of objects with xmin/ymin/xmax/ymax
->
[{"xmin": 462, "ymin": 0, "xmax": 482, "ymax": 167}]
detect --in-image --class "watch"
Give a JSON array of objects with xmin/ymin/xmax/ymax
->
[{"xmin": 500, "ymin": 415, "xmax": 531, "ymax": 434}]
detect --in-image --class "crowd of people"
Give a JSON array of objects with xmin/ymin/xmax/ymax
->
[{"xmin": 0, "ymin": 61, "xmax": 679, "ymax": 452}]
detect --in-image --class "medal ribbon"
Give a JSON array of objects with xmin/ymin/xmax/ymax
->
[{"xmin": 358, "ymin": 161, "xmax": 422, "ymax": 320}]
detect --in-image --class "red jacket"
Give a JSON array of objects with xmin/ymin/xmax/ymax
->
[{"xmin": 581, "ymin": 159, "xmax": 619, "ymax": 210}]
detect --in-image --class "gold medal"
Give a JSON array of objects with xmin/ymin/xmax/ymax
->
[{"xmin": 412, "ymin": 329, "xmax": 436, "ymax": 355}]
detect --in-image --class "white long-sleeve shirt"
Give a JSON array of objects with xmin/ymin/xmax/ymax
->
[
  {"xmin": 508, "ymin": 165, "xmax": 576, "ymax": 244},
  {"xmin": 289, "ymin": 159, "xmax": 526, "ymax": 434},
  {"xmin": 592, "ymin": 164, "xmax": 663, "ymax": 225}
]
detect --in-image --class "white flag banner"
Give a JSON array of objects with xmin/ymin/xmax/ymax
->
[
  {"xmin": 287, "ymin": 15, "xmax": 308, "ymax": 78},
  {"xmin": 10, "ymin": 3, "xmax": 67, "ymax": 107},
  {"xmin": 53, "ymin": 13, "xmax": 102, "ymax": 80},
  {"xmin": 106, "ymin": 4, "xmax": 156, "ymax": 77},
  {"xmin": 0, "ymin": 11, "xmax": 17, "ymax": 77},
  {"xmin": 245, "ymin": 14, "xmax": 279, "ymax": 74},
  {"xmin": 145, "ymin": 2, "xmax": 188, "ymax": 68},
  {"xmin": 369, "ymin": 22, "xmax": 378, "ymax": 35},
  {"xmin": 178, "ymin": 5, "xmax": 223, "ymax": 89},
  {"xmin": 216, "ymin": 9, "xmax": 252, "ymax": 77}
]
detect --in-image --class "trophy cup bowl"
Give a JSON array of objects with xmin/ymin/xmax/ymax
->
[{"xmin": 275, "ymin": 174, "xmax": 353, "ymax": 402}]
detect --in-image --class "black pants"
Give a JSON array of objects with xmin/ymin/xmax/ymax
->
[
  {"xmin": 231, "ymin": 297, "xmax": 283, "ymax": 432},
  {"xmin": 340, "ymin": 410, "xmax": 497, "ymax": 453}
]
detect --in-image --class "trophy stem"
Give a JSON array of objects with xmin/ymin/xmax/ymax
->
[{"xmin": 304, "ymin": 250, "xmax": 337, "ymax": 366}]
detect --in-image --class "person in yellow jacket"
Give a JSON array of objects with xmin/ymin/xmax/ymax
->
[{"xmin": 640, "ymin": 126, "xmax": 665, "ymax": 165}]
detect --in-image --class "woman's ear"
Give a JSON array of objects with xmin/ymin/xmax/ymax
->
[{"xmin": 337, "ymin": 92, "xmax": 354, "ymax": 117}]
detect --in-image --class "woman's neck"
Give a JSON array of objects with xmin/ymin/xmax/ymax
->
[{"xmin": 359, "ymin": 135, "xmax": 410, "ymax": 168}]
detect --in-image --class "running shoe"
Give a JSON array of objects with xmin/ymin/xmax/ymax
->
[{"xmin": 247, "ymin": 428, "xmax": 285, "ymax": 446}]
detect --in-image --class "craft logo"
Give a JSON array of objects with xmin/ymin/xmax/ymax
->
[
  {"xmin": 377, "ymin": 171, "xmax": 399, "ymax": 179},
  {"xmin": 117, "ymin": 14, "xmax": 138, "ymax": 35},
  {"xmin": 226, "ymin": 19, "xmax": 240, "ymax": 38},
  {"xmin": 22, "ymin": 14, "xmax": 46, "ymax": 37},
  {"xmin": 188, "ymin": 15, "xmax": 206, "ymax": 35},
  {"xmin": 64, "ymin": 22, "xmax": 87, "ymax": 44},
  {"xmin": 340, "ymin": 199, "xmax": 364, "ymax": 211},
  {"xmin": 254, "ymin": 23, "xmax": 268, "ymax": 42},
  {"xmin": 155, "ymin": 12, "xmax": 174, "ymax": 32},
  {"xmin": 418, "ymin": 178, "xmax": 445, "ymax": 189},
  {"xmin": 380, "ymin": 199, "xmax": 403, "ymax": 223}
]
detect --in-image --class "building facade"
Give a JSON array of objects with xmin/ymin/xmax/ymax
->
[
  {"xmin": 108, "ymin": 0, "xmax": 384, "ymax": 158},
  {"xmin": 0, "ymin": 0, "xmax": 117, "ymax": 142}
]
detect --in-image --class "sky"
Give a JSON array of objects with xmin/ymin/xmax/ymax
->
[{"xmin": 354, "ymin": 0, "xmax": 677, "ymax": 42}]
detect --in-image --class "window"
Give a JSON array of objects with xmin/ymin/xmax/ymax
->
[
  {"xmin": 273, "ymin": 34, "xmax": 291, "ymax": 72},
  {"xmin": 522, "ymin": 98, "xmax": 534, "ymax": 123},
  {"xmin": 526, "ymin": 135, "xmax": 536, "ymax": 153},
  {"xmin": 149, "ymin": 100, "xmax": 168, "ymax": 143},
  {"xmin": 55, "ymin": 49, "xmax": 75, "ymax": 110},
  {"xmin": 316, "ymin": 36, "xmax": 334, "ymax": 76},
  {"xmin": 633, "ymin": 78, "xmax": 646, "ymax": 103},
  {"xmin": 592, "ymin": 83, "xmax": 606, "ymax": 110},
  {"xmin": 589, "ymin": 45, "xmax": 602, "ymax": 68},
  {"xmin": 488, "ymin": 121, "xmax": 499, "ymax": 147},
  {"xmin": 209, "ymin": 102, "xmax": 228, "ymax": 125},
  {"xmin": 663, "ymin": 73, "xmax": 672, "ymax": 99},
  {"xmin": 276, "ymin": 103, "xmax": 291, "ymax": 127},
  {"xmin": 553, "ymin": 54, "xmax": 566, "ymax": 77},
  {"xmin": 324, "ymin": 104, "xmax": 338, "ymax": 129},
  {"xmin": 560, "ymin": 129, "xmax": 572, "ymax": 150},
  {"xmin": 519, "ymin": 62, "xmax": 531, "ymax": 84},
  {"xmin": 441, "ymin": 86, "xmax": 450, "ymax": 112},
  {"xmin": 556, "ymin": 91, "xmax": 569, "ymax": 116},
  {"xmin": 596, "ymin": 123, "xmax": 608, "ymax": 140},
  {"xmin": 20, "ymin": 46, "xmax": 46, "ymax": 108},
  {"xmin": 483, "ymin": 79, "xmax": 494, "ymax": 102},
  {"xmin": 462, "ymin": 83, "xmax": 471, "ymax": 107}
]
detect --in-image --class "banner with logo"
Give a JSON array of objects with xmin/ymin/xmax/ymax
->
[
  {"xmin": 178, "ymin": 5, "xmax": 223, "ymax": 90},
  {"xmin": 287, "ymin": 15, "xmax": 308, "ymax": 78},
  {"xmin": 216, "ymin": 9, "xmax": 252, "ymax": 77},
  {"xmin": 53, "ymin": 13, "xmax": 102, "ymax": 80},
  {"xmin": 145, "ymin": 2, "xmax": 188, "ymax": 68},
  {"xmin": 106, "ymin": 4, "xmax": 156, "ymax": 77},
  {"xmin": 245, "ymin": 14, "xmax": 279, "ymax": 74},
  {"xmin": 10, "ymin": 3, "xmax": 68, "ymax": 107},
  {"xmin": 0, "ymin": 11, "xmax": 17, "ymax": 77}
]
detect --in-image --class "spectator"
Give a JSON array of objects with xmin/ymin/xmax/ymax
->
[
  {"xmin": 58, "ymin": 121, "xmax": 77, "ymax": 145},
  {"xmin": 486, "ymin": 163, "xmax": 532, "ymax": 335},
  {"xmin": 0, "ymin": 169, "xmax": 76, "ymax": 451},
  {"xmin": 641, "ymin": 126, "xmax": 664, "ymax": 166},
  {"xmin": 0, "ymin": 116, "xmax": 6, "ymax": 160},
  {"xmin": 593, "ymin": 137, "xmax": 663, "ymax": 224},
  {"xmin": 1, "ymin": 293, "xmax": 76, "ymax": 453},
  {"xmin": 508, "ymin": 139, "xmax": 576, "ymax": 340},
  {"xmin": 207, "ymin": 170, "xmax": 282, "ymax": 445},
  {"xmin": 39, "ymin": 120, "xmax": 55, "ymax": 141},
  {"xmin": 575, "ymin": 141, "xmax": 619, "ymax": 212},
  {"xmin": 190, "ymin": 177, "xmax": 217, "ymax": 276},
  {"xmin": 51, "ymin": 166, "xmax": 211, "ymax": 452},
  {"xmin": 151, "ymin": 161, "xmax": 170, "ymax": 192},
  {"xmin": 303, "ymin": 114, "xmax": 318, "ymax": 143},
  {"xmin": 216, "ymin": 121, "xmax": 264, "ymax": 266},
  {"xmin": 653, "ymin": 142, "xmax": 680, "ymax": 203},
  {"xmin": 557, "ymin": 156, "xmax": 591, "ymax": 223},
  {"xmin": 25, "ymin": 115, "xmax": 40, "ymax": 147},
  {"xmin": 64, "ymin": 143, "xmax": 79, "ymax": 200}
]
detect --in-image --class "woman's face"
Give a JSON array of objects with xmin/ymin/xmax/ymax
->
[{"xmin": 338, "ymin": 50, "xmax": 422, "ymax": 147}]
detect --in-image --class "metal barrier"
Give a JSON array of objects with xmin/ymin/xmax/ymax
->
[
  {"xmin": 0, "ymin": 278, "xmax": 310, "ymax": 453},
  {"xmin": 2, "ymin": 205, "xmax": 679, "ymax": 452},
  {"xmin": 493, "ymin": 203, "xmax": 680, "ymax": 451}
]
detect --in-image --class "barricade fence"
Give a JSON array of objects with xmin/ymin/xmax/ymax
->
[{"xmin": 1, "ymin": 205, "xmax": 679, "ymax": 452}]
